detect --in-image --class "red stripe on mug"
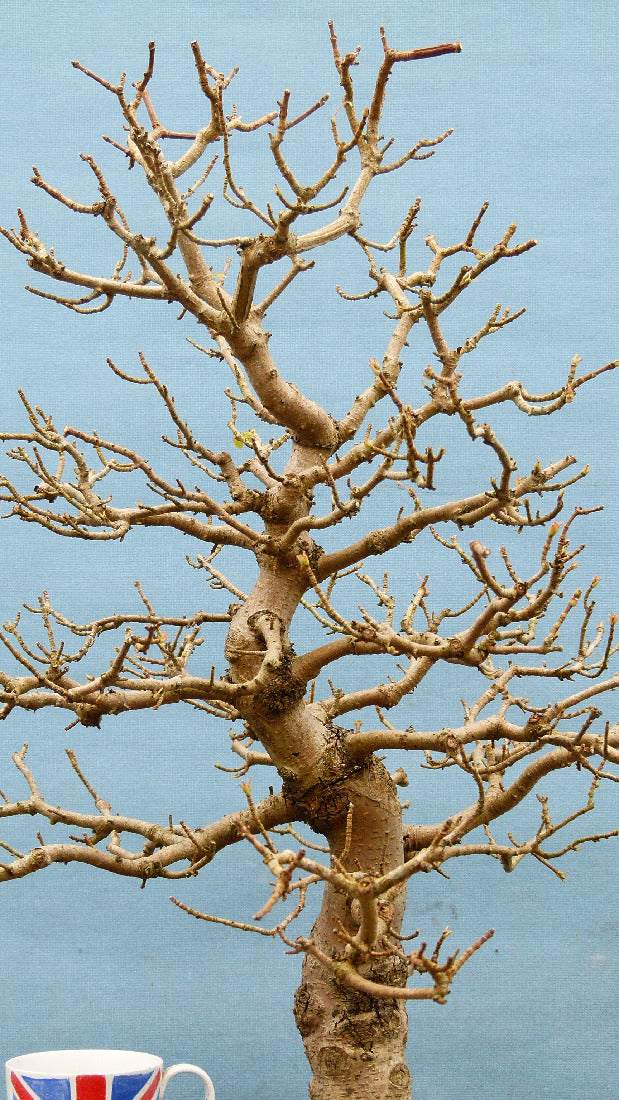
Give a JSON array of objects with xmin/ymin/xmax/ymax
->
[{"xmin": 76, "ymin": 1077, "xmax": 106, "ymax": 1100}]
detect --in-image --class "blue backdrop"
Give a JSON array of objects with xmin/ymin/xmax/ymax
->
[{"xmin": 0, "ymin": 3, "xmax": 616, "ymax": 1098}]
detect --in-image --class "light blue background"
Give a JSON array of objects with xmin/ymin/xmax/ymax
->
[{"xmin": 0, "ymin": 2, "xmax": 616, "ymax": 1098}]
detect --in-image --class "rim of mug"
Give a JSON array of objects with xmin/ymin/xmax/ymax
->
[{"xmin": 6, "ymin": 1052, "xmax": 163, "ymax": 1077}]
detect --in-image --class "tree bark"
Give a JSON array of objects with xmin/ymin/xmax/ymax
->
[
  {"xmin": 224, "ymin": 560, "xmax": 411, "ymax": 1094},
  {"xmin": 291, "ymin": 754, "xmax": 411, "ymax": 1100},
  {"xmin": 220, "ymin": 426, "xmax": 413, "ymax": 1098}
]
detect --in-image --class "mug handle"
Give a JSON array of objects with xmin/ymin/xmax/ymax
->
[{"xmin": 161, "ymin": 1064, "xmax": 215, "ymax": 1100}]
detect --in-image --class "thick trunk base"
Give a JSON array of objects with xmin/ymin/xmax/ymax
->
[
  {"xmin": 295, "ymin": 953, "xmax": 411, "ymax": 1100},
  {"xmin": 291, "ymin": 752, "xmax": 411, "ymax": 1099}
]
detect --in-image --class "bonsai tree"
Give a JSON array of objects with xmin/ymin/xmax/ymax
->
[{"xmin": 0, "ymin": 25, "xmax": 616, "ymax": 1100}]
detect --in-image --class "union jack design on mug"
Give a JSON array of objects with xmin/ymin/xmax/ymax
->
[{"xmin": 9, "ymin": 1068, "xmax": 162, "ymax": 1100}]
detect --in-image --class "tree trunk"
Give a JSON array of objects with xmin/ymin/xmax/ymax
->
[
  {"xmin": 224, "ymin": 462, "xmax": 413, "ymax": 1098},
  {"xmin": 292, "ymin": 753, "xmax": 412, "ymax": 1100},
  {"xmin": 295, "ymin": 954, "xmax": 411, "ymax": 1100}
]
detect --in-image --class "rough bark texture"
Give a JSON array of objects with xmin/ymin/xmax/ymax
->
[
  {"xmin": 293, "ymin": 759, "xmax": 410, "ymax": 1100},
  {"xmin": 224, "ymin": 474, "xmax": 412, "ymax": 1098}
]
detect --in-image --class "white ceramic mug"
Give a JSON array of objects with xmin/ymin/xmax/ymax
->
[{"xmin": 6, "ymin": 1051, "xmax": 214, "ymax": 1100}]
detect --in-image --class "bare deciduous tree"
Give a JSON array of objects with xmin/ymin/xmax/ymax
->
[{"xmin": 1, "ymin": 25, "xmax": 617, "ymax": 1100}]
